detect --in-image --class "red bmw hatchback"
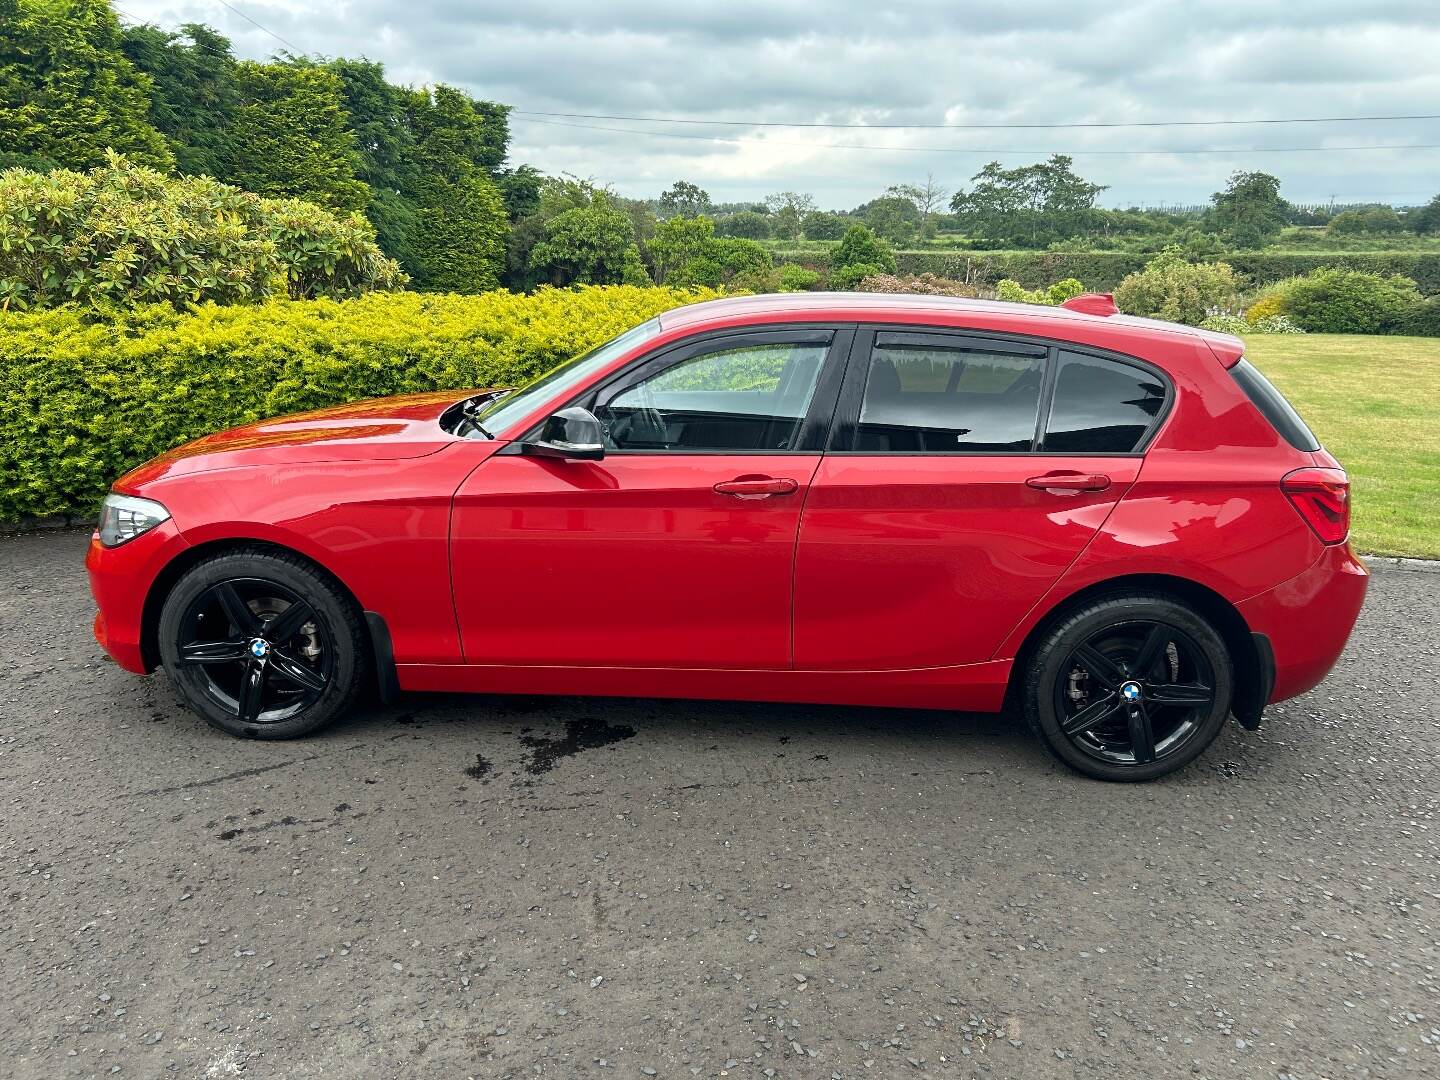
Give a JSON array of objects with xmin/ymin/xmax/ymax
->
[{"xmin": 86, "ymin": 293, "xmax": 1367, "ymax": 780}]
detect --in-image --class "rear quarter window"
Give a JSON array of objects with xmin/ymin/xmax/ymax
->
[
  {"xmin": 1042, "ymin": 352, "xmax": 1168, "ymax": 453},
  {"xmin": 1229, "ymin": 358, "xmax": 1320, "ymax": 452}
]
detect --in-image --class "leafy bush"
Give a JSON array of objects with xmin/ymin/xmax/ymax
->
[
  {"xmin": 856, "ymin": 272, "xmax": 983, "ymax": 297},
  {"xmin": 1327, "ymin": 207, "xmax": 1404, "ymax": 236},
  {"xmin": 1398, "ymin": 296, "xmax": 1440, "ymax": 336},
  {"xmin": 772, "ymin": 249, "xmax": 1440, "ymax": 296},
  {"xmin": 0, "ymin": 285, "xmax": 721, "ymax": 520},
  {"xmin": 1199, "ymin": 313, "xmax": 1304, "ymax": 335},
  {"xmin": 1113, "ymin": 247, "xmax": 1242, "ymax": 326},
  {"xmin": 776, "ymin": 264, "xmax": 821, "ymax": 292},
  {"xmin": 1276, "ymin": 269, "xmax": 1421, "ymax": 334},
  {"xmin": 995, "ymin": 277, "xmax": 1085, "ymax": 305},
  {"xmin": 0, "ymin": 155, "xmax": 404, "ymax": 311},
  {"xmin": 831, "ymin": 225, "xmax": 896, "ymax": 287},
  {"xmin": 1244, "ymin": 289, "xmax": 1291, "ymax": 324}
]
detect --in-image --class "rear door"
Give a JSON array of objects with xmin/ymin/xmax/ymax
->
[{"xmin": 792, "ymin": 329, "xmax": 1168, "ymax": 670}]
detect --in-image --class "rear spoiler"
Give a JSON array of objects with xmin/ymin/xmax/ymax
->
[{"xmin": 1060, "ymin": 292, "xmax": 1119, "ymax": 316}]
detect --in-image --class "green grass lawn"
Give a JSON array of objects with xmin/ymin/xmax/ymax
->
[{"xmin": 1244, "ymin": 334, "xmax": 1440, "ymax": 559}]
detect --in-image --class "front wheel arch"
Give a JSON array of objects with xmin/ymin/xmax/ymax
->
[
  {"xmin": 1005, "ymin": 573, "xmax": 1267, "ymax": 729},
  {"xmin": 141, "ymin": 538, "xmax": 369, "ymax": 674}
]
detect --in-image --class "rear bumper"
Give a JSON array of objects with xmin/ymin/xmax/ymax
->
[
  {"xmin": 1236, "ymin": 542, "xmax": 1368, "ymax": 704},
  {"xmin": 85, "ymin": 523, "xmax": 190, "ymax": 674}
]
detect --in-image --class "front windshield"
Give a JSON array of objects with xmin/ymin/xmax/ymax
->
[{"xmin": 474, "ymin": 317, "xmax": 663, "ymax": 437}]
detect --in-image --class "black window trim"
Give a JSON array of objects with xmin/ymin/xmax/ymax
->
[
  {"xmin": 826, "ymin": 323, "xmax": 1175, "ymax": 458},
  {"xmin": 502, "ymin": 322, "xmax": 857, "ymax": 457}
]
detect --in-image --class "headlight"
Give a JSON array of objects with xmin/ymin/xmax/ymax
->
[{"xmin": 98, "ymin": 493, "xmax": 171, "ymax": 547}]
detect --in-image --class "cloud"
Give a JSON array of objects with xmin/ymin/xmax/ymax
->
[{"xmin": 121, "ymin": 0, "xmax": 1440, "ymax": 206}]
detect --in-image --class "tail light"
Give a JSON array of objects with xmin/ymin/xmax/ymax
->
[{"xmin": 1281, "ymin": 467, "xmax": 1350, "ymax": 544}]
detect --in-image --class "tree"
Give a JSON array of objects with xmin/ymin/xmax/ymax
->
[
  {"xmin": 120, "ymin": 22, "xmax": 238, "ymax": 177},
  {"xmin": 764, "ymin": 191, "xmax": 817, "ymax": 216},
  {"xmin": 224, "ymin": 62, "xmax": 369, "ymax": 211},
  {"xmin": 800, "ymin": 211, "xmax": 848, "ymax": 240},
  {"xmin": 857, "ymin": 195, "xmax": 920, "ymax": 246},
  {"xmin": 716, "ymin": 210, "xmax": 771, "ymax": 239},
  {"xmin": 1207, "ymin": 171, "xmax": 1288, "ymax": 248},
  {"xmin": 648, "ymin": 215, "xmax": 718, "ymax": 283},
  {"xmin": 0, "ymin": 0, "xmax": 173, "ymax": 170},
  {"xmin": 658, "ymin": 180, "xmax": 711, "ymax": 219},
  {"xmin": 529, "ymin": 195, "xmax": 648, "ymax": 286},
  {"xmin": 406, "ymin": 85, "xmax": 509, "ymax": 291},
  {"xmin": 950, "ymin": 155, "xmax": 1106, "ymax": 247},
  {"xmin": 1407, "ymin": 193, "xmax": 1440, "ymax": 235},
  {"xmin": 1328, "ymin": 206, "xmax": 1403, "ymax": 235},
  {"xmin": 887, "ymin": 174, "xmax": 948, "ymax": 237}
]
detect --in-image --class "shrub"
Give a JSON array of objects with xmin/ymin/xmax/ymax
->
[
  {"xmin": 1253, "ymin": 315, "xmax": 1304, "ymax": 334},
  {"xmin": 1398, "ymin": 296, "xmax": 1440, "ymax": 336},
  {"xmin": 832, "ymin": 225, "xmax": 896, "ymax": 284},
  {"xmin": 0, "ymin": 154, "xmax": 404, "ymax": 311},
  {"xmin": 1113, "ymin": 247, "xmax": 1242, "ymax": 326},
  {"xmin": 0, "ymin": 285, "xmax": 721, "ymax": 520},
  {"xmin": 995, "ymin": 277, "xmax": 1085, "ymax": 305},
  {"xmin": 1244, "ymin": 289, "xmax": 1291, "ymax": 324},
  {"xmin": 1276, "ymin": 268, "xmax": 1421, "ymax": 334},
  {"xmin": 1199, "ymin": 313, "xmax": 1304, "ymax": 335},
  {"xmin": 856, "ymin": 272, "xmax": 983, "ymax": 297},
  {"xmin": 831, "ymin": 262, "xmax": 886, "ymax": 289},
  {"xmin": 776, "ymin": 264, "xmax": 821, "ymax": 292}
]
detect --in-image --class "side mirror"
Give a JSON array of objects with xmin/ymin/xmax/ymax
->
[{"xmin": 521, "ymin": 406, "xmax": 606, "ymax": 461}]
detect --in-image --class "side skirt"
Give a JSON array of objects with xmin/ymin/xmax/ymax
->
[{"xmin": 394, "ymin": 659, "xmax": 1013, "ymax": 713}]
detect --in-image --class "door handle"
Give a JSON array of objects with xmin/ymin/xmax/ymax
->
[
  {"xmin": 1025, "ymin": 472, "xmax": 1112, "ymax": 494},
  {"xmin": 713, "ymin": 476, "xmax": 799, "ymax": 499}
]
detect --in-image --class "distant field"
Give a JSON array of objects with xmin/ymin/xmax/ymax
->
[{"xmin": 1246, "ymin": 334, "xmax": 1440, "ymax": 559}]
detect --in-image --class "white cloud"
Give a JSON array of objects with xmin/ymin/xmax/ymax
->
[{"xmin": 119, "ymin": 0, "xmax": 1440, "ymax": 206}]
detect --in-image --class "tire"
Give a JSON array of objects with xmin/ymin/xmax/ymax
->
[
  {"xmin": 158, "ymin": 547, "xmax": 367, "ymax": 739},
  {"xmin": 1022, "ymin": 592, "xmax": 1234, "ymax": 782}
]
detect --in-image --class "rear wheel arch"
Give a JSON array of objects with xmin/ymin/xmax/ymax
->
[{"xmin": 1006, "ymin": 573, "xmax": 1266, "ymax": 728}]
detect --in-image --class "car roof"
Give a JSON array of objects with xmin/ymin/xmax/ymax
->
[{"xmin": 657, "ymin": 292, "xmax": 1244, "ymax": 365}]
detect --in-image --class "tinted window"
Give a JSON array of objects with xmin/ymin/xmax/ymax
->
[
  {"xmin": 1230, "ymin": 358, "xmax": 1320, "ymax": 451},
  {"xmin": 595, "ymin": 341, "xmax": 827, "ymax": 451},
  {"xmin": 1044, "ymin": 352, "xmax": 1167, "ymax": 453},
  {"xmin": 854, "ymin": 345, "xmax": 1045, "ymax": 452}
]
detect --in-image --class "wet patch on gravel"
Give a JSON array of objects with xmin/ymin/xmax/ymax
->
[{"xmin": 517, "ymin": 716, "xmax": 636, "ymax": 774}]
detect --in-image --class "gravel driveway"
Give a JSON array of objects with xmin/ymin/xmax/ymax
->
[{"xmin": 2, "ymin": 529, "xmax": 1436, "ymax": 1079}]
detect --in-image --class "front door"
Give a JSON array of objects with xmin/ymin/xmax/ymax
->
[
  {"xmin": 794, "ymin": 330, "xmax": 1166, "ymax": 670},
  {"xmin": 452, "ymin": 328, "xmax": 849, "ymax": 669}
]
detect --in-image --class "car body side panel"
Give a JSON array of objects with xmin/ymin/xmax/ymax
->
[
  {"xmin": 1237, "ymin": 542, "xmax": 1368, "ymax": 702},
  {"xmin": 119, "ymin": 443, "xmax": 500, "ymax": 667},
  {"xmin": 989, "ymin": 339, "xmax": 1325, "ymax": 661}
]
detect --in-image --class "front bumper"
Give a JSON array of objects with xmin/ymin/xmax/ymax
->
[
  {"xmin": 1236, "ymin": 541, "xmax": 1369, "ymax": 704},
  {"xmin": 85, "ymin": 522, "xmax": 190, "ymax": 674}
]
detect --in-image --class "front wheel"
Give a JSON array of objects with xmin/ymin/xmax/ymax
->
[
  {"xmin": 158, "ymin": 548, "xmax": 367, "ymax": 739},
  {"xmin": 1022, "ymin": 593, "xmax": 1234, "ymax": 782}
]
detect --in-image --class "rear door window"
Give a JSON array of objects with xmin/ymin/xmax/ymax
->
[
  {"xmin": 852, "ymin": 337, "xmax": 1047, "ymax": 452},
  {"xmin": 1043, "ymin": 352, "xmax": 1168, "ymax": 453}
]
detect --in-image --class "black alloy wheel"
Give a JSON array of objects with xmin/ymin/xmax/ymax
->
[
  {"xmin": 1023, "ymin": 593, "xmax": 1234, "ymax": 781},
  {"xmin": 1054, "ymin": 620, "xmax": 1215, "ymax": 767},
  {"xmin": 158, "ymin": 548, "xmax": 366, "ymax": 739},
  {"xmin": 176, "ymin": 577, "xmax": 332, "ymax": 724}
]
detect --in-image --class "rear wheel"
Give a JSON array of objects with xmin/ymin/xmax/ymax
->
[
  {"xmin": 1023, "ymin": 593, "xmax": 1233, "ymax": 781},
  {"xmin": 158, "ymin": 549, "xmax": 366, "ymax": 739}
]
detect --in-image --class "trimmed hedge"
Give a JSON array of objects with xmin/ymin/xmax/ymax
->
[
  {"xmin": 770, "ymin": 248, "xmax": 1440, "ymax": 294},
  {"xmin": 0, "ymin": 285, "xmax": 720, "ymax": 521}
]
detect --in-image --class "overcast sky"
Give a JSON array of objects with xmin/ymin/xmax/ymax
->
[{"xmin": 120, "ymin": 1, "xmax": 1440, "ymax": 209}]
